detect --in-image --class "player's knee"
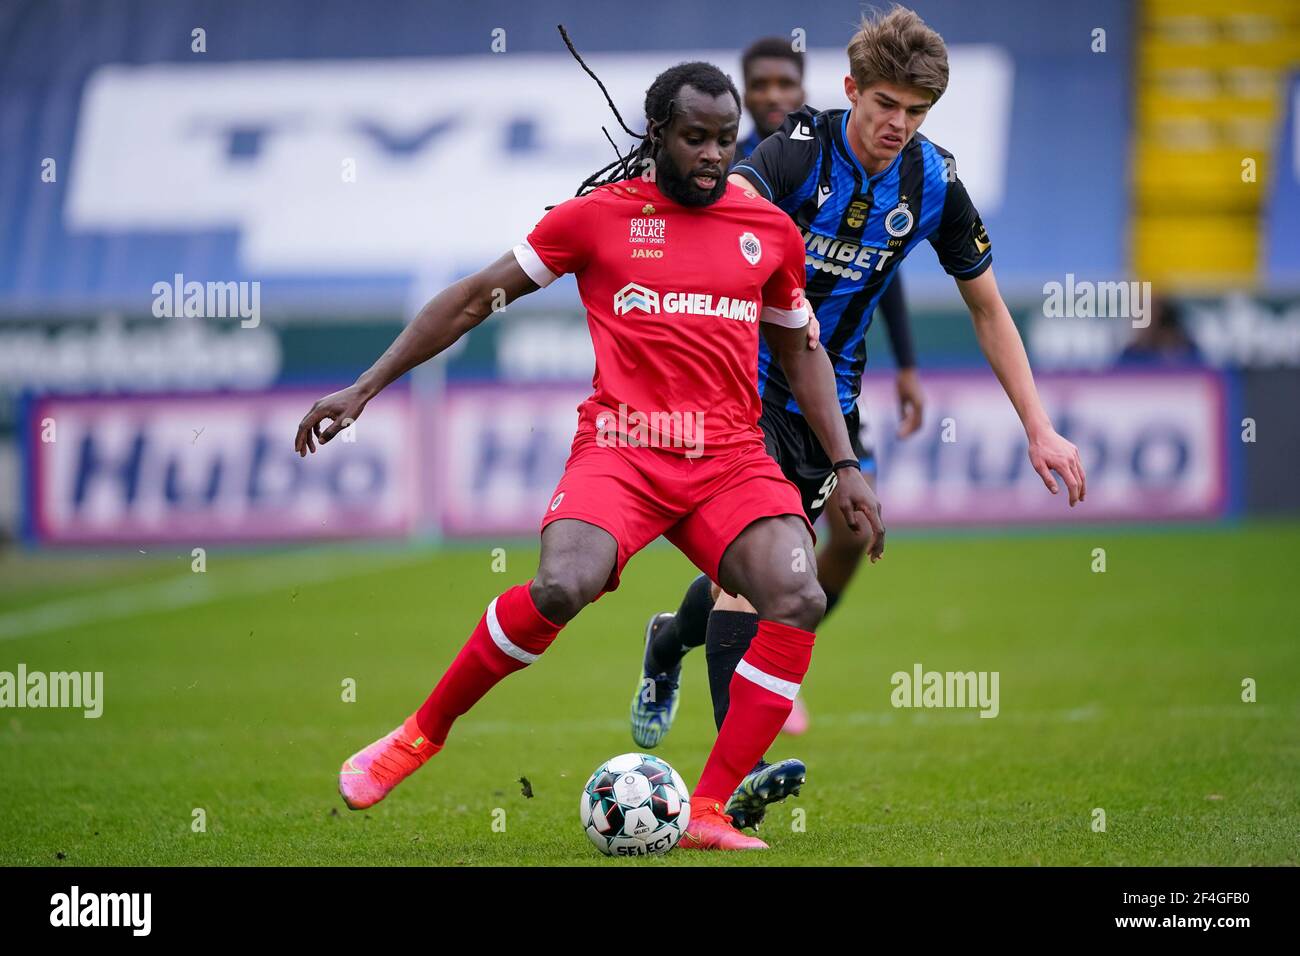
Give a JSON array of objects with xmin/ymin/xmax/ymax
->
[
  {"xmin": 758, "ymin": 577, "xmax": 825, "ymax": 632},
  {"xmin": 801, "ymin": 581, "xmax": 828, "ymax": 630},
  {"xmin": 529, "ymin": 567, "xmax": 602, "ymax": 624}
]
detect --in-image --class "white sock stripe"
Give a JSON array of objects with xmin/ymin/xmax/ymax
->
[
  {"xmin": 735, "ymin": 659, "xmax": 800, "ymax": 701},
  {"xmin": 485, "ymin": 596, "xmax": 539, "ymax": 665}
]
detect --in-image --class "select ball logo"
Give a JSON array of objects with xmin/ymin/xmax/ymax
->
[
  {"xmin": 613, "ymin": 772, "xmax": 653, "ymax": 825},
  {"xmin": 580, "ymin": 752, "xmax": 690, "ymax": 856}
]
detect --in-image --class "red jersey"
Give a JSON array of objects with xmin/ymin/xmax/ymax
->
[{"xmin": 513, "ymin": 177, "xmax": 809, "ymax": 457}]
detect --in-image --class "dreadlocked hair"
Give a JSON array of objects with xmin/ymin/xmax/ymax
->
[{"xmin": 557, "ymin": 25, "xmax": 740, "ymax": 199}]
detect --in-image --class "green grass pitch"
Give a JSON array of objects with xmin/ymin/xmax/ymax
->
[{"xmin": 1, "ymin": 523, "xmax": 1297, "ymax": 866}]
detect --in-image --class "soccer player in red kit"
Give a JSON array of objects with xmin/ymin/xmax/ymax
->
[{"xmin": 294, "ymin": 62, "xmax": 884, "ymax": 850}]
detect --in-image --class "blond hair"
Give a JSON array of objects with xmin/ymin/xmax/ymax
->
[{"xmin": 847, "ymin": 5, "xmax": 949, "ymax": 103}]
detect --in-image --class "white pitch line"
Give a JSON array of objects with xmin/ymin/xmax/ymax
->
[{"xmin": 0, "ymin": 551, "xmax": 427, "ymax": 643}]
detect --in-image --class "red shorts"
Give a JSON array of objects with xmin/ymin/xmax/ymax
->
[{"xmin": 539, "ymin": 409, "xmax": 814, "ymax": 596}]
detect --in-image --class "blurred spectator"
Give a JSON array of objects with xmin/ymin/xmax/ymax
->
[{"xmin": 1117, "ymin": 295, "xmax": 1204, "ymax": 367}]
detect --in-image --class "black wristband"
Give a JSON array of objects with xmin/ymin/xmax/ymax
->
[{"xmin": 831, "ymin": 459, "xmax": 861, "ymax": 473}]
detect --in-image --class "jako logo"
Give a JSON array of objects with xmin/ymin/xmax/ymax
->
[
  {"xmin": 50, "ymin": 886, "xmax": 151, "ymax": 936},
  {"xmin": 612, "ymin": 283, "xmax": 757, "ymax": 323}
]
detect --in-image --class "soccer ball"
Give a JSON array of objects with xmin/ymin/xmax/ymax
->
[{"xmin": 580, "ymin": 752, "xmax": 691, "ymax": 856}]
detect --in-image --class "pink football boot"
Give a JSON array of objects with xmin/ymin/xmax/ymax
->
[{"xmin": 338, "ymin": 714, "xmax": 441, "ymax": 810}]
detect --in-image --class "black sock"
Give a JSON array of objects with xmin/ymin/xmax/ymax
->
[
  {"xmin": 704, "ymin": 610, "xmax": 759, "ymax": 732},
  {"xmin": 645, "ymin": 574, "xmax": 715, "ymax": 675},
  {"xmin": 823, "ymin": 588, "xmax": 842, "ymax": 620}
]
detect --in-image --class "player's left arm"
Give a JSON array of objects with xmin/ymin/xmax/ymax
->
[
  {"xmin": 931, "ymin": 164, "xmax": 1084, "ymax": 505},
  {"xmin": 956, "ymin": 266, "xmax": 1086, "ymax": 505}
]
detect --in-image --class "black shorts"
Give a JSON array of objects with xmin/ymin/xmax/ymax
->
[{"xmin": 759, "ymin": 398, "xmax": 877, "ymax": 524}]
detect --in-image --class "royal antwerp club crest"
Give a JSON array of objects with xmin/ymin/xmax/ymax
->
[{"xmin": 739, "ymin": 231, "xmax": 762, "ymax": 265}]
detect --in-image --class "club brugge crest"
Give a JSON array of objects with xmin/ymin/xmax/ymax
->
[
  {"xmin": 739, "ymin": 231, "xmax": 762, "ymax": 265},
  {"xmin": 884, "ymin": 201, "xmax": 915, "ymax": 238}
]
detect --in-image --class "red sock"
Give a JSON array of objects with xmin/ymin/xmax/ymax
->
[
  {"xmin": 694, "ymin": 619, "xmax": 815, "ymax": 808},
  {"xmin": 414, "ymin": 582, "xmax": 562, "ymax": 745}
]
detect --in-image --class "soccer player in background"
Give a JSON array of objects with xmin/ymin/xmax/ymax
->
[
  {"xmin": 631, "ymin": 7, "xmax": 1086, "ymax": 830},
  {"xmin": 631, "ymin": 36, "xmax": 928, "ymax": 776},
  {"xmin": 295, "ymin": 61, "xmax": 885, "ymax": 851}
]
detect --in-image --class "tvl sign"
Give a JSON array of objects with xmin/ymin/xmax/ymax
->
[{"xmin": 65, "ymin": 50, "xmax": 1007, "ymax": 276}]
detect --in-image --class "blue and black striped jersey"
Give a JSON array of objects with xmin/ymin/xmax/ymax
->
[{"xmin": 733, "ymin": 106, "xmax": 992, "ymax": 414}]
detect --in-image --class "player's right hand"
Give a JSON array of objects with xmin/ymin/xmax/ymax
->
[
  {"xmin": 1028, "ymin": 427, "xmax": 1086, "ymax": 506},
  {"xmin": 832, "ymin": 467, "xmax": 886, "ymax": 562},
  {"xmin": 895, "ymin": 367, "xmax": 924, "ymax": 439},
  {"xmin": 295, "ymin": 384, "xmax": 369, "ymax": 457}
]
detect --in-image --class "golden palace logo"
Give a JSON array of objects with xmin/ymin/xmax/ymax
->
[{"xmin": 629, "ymin": 217, "xmax": 666, "ymax": 245}]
